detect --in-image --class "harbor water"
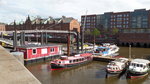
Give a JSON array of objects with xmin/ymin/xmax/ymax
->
[{"xmin": 26, "ymin": 47, "xmax": 150, "ymax": 84}]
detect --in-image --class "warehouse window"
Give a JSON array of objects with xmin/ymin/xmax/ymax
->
[{"xmin": 32, "ymin": 49, "xmax": 37, "ymax": 55}]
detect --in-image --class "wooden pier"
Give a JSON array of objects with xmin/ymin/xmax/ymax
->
[{"xmin": 93, "ymin": 55, "xmax": 124, "ymax": 62}]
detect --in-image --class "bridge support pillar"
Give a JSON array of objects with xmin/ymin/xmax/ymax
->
[
  {"xmin": 20, "ymin": 32, "xmax": 25, "ymax": 46},
  {"xmin": 41, "ymin": 32, "xmax": 44, "ymax": 45},
  {"xmin": 45, "ymin": 32, "xmax": 48, "ymax": 44},
  {"xmin": 13, "ymin": 31, "xmax": 17, "ymax": 51},
  {"xmin": 1, "ymin": 32, "xmax": 3, "ymax": 38}
]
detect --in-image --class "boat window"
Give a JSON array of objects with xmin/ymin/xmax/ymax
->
[
  {"xmin": 69, "ymin": 60, "xmax": 72, "ymax": 63},
  {"xmin": 82, "ymin": 58, "xmax": 84, "ymax": 60},
  {"xmin": 73, "ymin": 60, "xmax": 75, "ymax": 62},
  {"xmin": 50, "ymin": 48, "xmax": 55, "ymax": 52},
  {"xmin": 132, "ymin": 63, "xmax": 136, "ymax": 66},
  {"xmin": 59, "ymin": 61, "xmax": 61, "ymax": 63},
  {"xmin": 140, "ymin": 64, "xmax": 143, "ymax": 67},
  {"xmin": 32, "ymin": 49, "xmax": 37, "ymax": 55},
  {"xmin": 137, "ymin": 64, "xmax": 140, "ymax": 67}
]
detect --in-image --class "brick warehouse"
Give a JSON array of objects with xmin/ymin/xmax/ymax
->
[
  {"xmin": 0, "ymin": 23, "xmax": 6, "ymax": 31},
  {"xmin": 5, "ymin": 16, "xmax": 80, "ymax": 43},
  {"xmin": 119, "ymin": 28, "xmax": 150, "ymax": 47},
  {"xmin": 81, "ymin": 9, "xmax": 150, "ymax": 46}
]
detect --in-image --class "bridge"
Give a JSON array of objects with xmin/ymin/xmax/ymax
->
[
  {"xmin": 0, "ymin": 38, "xmax": 20, "ymax": 47},
  {"xmin": 0, "ymin": 30, "xmax": 77, "ymax": 35},
  {"xmin": 0, "ymin": 30, "xmax": 79, "ymax": 47}
]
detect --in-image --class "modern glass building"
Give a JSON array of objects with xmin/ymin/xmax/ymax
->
[
  {"xmin": 130, "ymin": 9, "xmax": 149, "ymax": 28},
  {"xmin": 81, "ymin": 9, "xmax": 150, "ymax": 30}
]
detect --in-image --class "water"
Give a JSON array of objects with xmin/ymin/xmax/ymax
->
[{"xmin": 26, "ymin": 47, "xmax": 150, "ymax": 84}]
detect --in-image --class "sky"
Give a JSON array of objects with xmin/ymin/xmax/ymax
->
[{"xmin": 0, "ymin": 0, "xmax": 150, "ymax": 23}]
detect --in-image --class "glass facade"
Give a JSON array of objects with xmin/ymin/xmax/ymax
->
[
  {"xmin": 81, "ymin": 9, "xmax": 150, "ymax": 30},
  {"xmin": 130, "ymin": 9, "xmax": 149, "ymax": 28}
]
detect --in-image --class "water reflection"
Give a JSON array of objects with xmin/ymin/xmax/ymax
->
[
  {"xmin": 126, "ymin": 75, "xmax": 148, "ymax": 84},
  {"xmin": 26, "ymin": 47, "xmax": 150, "ymax": 84}
]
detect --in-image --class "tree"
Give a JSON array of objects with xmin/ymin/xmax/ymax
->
[
  {"xmin": 112, "ymin": 28, "xmax": 119, "ymax": 35},
  {"xmin": 91, "ymin": 28, "xmax": 100, "ymax": 51},
  {"xmin": 85, "ymin": 29, "xmax": 91, "ymax": 35}
]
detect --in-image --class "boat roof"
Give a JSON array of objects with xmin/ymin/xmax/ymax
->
[
  {"xmin": 118, "ymin": 58, "xmax": 128, "ymax": 61},
  {"xmin": 112, "ymin": 58, "xmax": 128, "ymax": 63},
  {"xmin": 17, "ymin": 44, "xmax": 62, "ymax": 49},
  {"xmin": 58, "ymin": 53, "xmax": 92, "ymax": 60},
  {"xmin": 131, "ymin": 59, "xmax": 150, "ymax": 64}
]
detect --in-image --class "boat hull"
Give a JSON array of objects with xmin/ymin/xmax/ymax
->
[
  {"xmin": 51, "ymin": 59, "xmax": 92, "ymax": 70},
  {"xmin": 126, "ymin": 71, "xmax": 148, "ymax": 79}
]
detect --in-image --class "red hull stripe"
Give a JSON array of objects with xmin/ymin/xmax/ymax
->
[{"xmin": 130, "ymin": 73, "xmax": 148, "ymax": 79}]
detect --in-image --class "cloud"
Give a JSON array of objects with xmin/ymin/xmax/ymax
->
[
  {"xmin": 0, "ymin": 0, "xmax": 150, "ymax": 23},
  {"xmin": 0, "ymin": 0, "xmax": 7, "ymax": 6}
]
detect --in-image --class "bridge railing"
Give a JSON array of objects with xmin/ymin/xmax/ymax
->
[{"xmin": 0, "ymin": 38, "xmax": 20, "ymax": 46}]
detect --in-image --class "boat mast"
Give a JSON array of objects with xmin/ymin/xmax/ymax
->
[
  {"xmin": 81, "ymin": 10, "xmax": 88, "ymax": 53},
  {"xmin": 67, "ymin": 30, "xmax": 71, "ymax": 56},
  {"xmin": 129, "ymin": 44, "xmax": 131, "ymax": 60}
]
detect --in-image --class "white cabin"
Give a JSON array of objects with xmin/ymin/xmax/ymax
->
[{"xmin": 129, "ymin": 59, "xmax": 150, "ymax": 73}]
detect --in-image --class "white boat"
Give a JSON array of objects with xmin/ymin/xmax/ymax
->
[
  {"xmin": 106, "ymin": 58, "xmax": 129, "ymax": 74},
  {"xmin": 126, "ymin": 59, "xmax": 150, "ymax": 79},
  {"xmin": 94, "ymin": 43, "xmax": 119, "ymax": 57}
]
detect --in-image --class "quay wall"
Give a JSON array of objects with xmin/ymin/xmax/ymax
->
[{"xmin": 0, "ymin": 46, "xmax": 41, "ymax": 84}]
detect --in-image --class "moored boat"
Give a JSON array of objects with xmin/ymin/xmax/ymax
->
[
  {"xmin": 126, "ymin": 59, "xmax": 150, "ymax": 79},
  {"xmin": 94, "ymin": 43, "xmax": 119, "ymax": 57},
  {"xmin": 106, "ymin": 58, "xmax": 129, "ymax": 74},
  {"xmin": 50, "ymin": 53, "xmax": 93, "ymax": 70}
]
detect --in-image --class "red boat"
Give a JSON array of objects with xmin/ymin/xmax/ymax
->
[{"xmin": 50, "ymin": 53, "xmax": 93, "ymax": 70}]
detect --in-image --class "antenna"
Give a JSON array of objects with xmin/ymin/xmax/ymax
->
[{"xmin": 81, "ymin": 10, "xmax": 88, "ymax": 52}]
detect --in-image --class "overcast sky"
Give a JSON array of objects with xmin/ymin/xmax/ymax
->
[{"xmin": 0, "ymin": 0, "xmax": 150, "ymax": 23}]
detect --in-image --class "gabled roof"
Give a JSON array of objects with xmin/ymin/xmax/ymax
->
[
  {"xmin": 43, "ymin": 16, "xmax": 55, "ymax": 24},
  {"xmin": 62, "ymin": 17, "xmax": 74, "ymax": 23},
  {"xmin": 9, "ymin": 16, "xmax": 75, "ymax": 25}
]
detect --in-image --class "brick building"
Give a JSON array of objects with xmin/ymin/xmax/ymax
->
[
  {"xmin": 6, "ymin": 16, "xmax": 80, "ymax": 32},
  {"xmin": 0, "ymin": 23, "xmax": 6, "ymax": 31},
  {"xmin": 5, "ymin": 16, "xmax": 80, "ymax": 43},
  {"xmin": 81, "ymin": 14, "xmax": 96, "ymax": 31},
  {"xmin": 119, "ymin": 28, "xmax": 150, "ymax": 47},
  {"xmin": 110, "ymin": 12, "xmax": 130, "ymax": 29}
]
